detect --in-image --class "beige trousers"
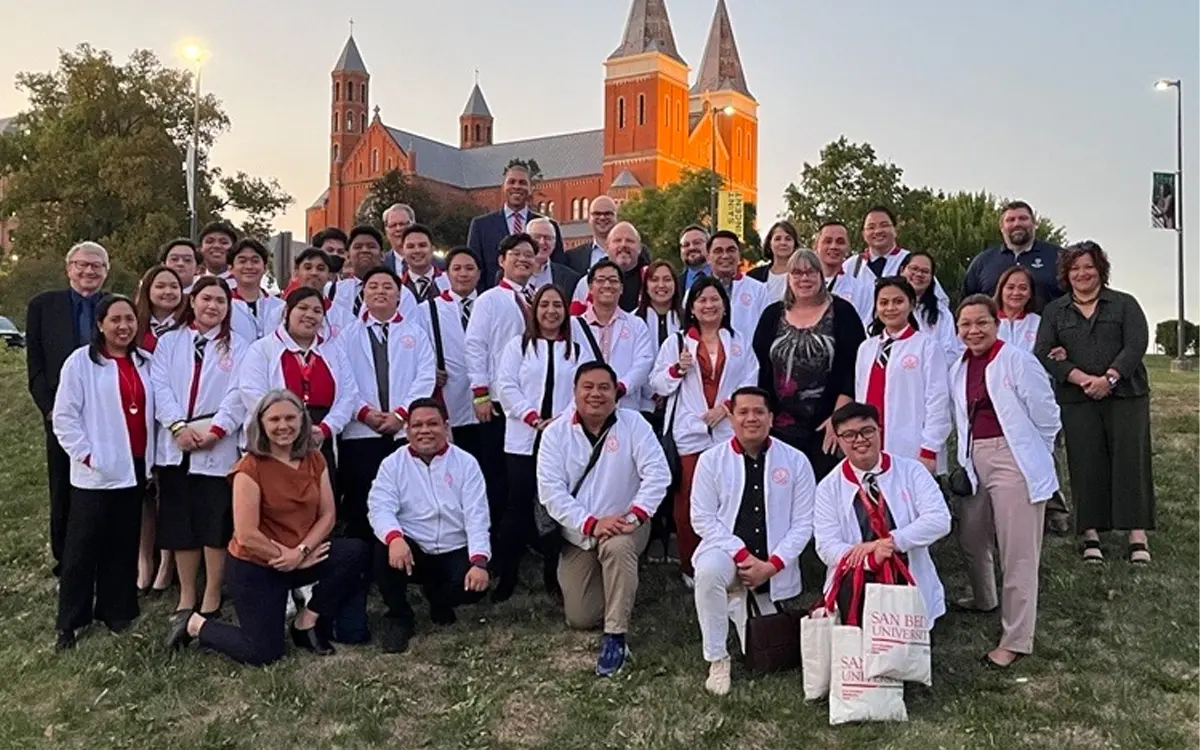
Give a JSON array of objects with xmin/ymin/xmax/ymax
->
[
  {"xmin": 558, "ymin": 524, "xmax": 651, "ymax": 634},
  {"xmin": 957, "ymin": 436, "xmax": 1045, "ymax": 654}
]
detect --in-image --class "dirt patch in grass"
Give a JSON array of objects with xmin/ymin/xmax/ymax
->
[{"xmin": 495, "ymin": 690, "xmax": 562, "ymax": 746}]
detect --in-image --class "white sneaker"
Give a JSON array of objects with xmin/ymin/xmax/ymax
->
[
  {"xmin": 705, "ymin": 658, "xmax": 732, "ymax": 695},
  {"xmin": 681, "ymin": 573, "xmax": 695, "ymax": 591}
]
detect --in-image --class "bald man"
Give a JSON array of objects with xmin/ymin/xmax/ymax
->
[
  {"xmin": 572, "ymin": 222, "xmax": 648, "ymax": 313},
  {"xmin": 565, "ymin": 197, "xmax": 651, "ymax": 276}
]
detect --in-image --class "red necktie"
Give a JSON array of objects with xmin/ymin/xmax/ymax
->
[{"xmin": 511, "ymin": 212, "xmax": 524, "ymax": 234}]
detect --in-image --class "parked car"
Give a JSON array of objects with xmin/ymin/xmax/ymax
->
[{"xmin": 0, "ymin": 316, "xmax": 25, "ymax": 348}]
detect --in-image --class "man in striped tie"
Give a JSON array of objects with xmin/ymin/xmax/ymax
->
[{"xmin": 466, "ymin": 164, "xmax": 564, "ymax": 293}]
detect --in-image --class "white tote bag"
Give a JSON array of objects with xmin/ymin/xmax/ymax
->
[
  {"xmin": 862, "ymin": 557, "xmax": 931, "ymax": 685},
  {"xmin": 828, "ymin": 562, "xmax": 907, "ymax": 725},
  {"xmin": 800, "ymin": 606, "xmax": 833, "ymax": 700}
]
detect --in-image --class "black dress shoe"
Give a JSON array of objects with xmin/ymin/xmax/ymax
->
[
  {"xmin": 430, "ymin": 606, "xmax": 457, "ymax": 626},
  {"xmin": 164, "ymin": 613, "xmax": 193, "ymax": 651},
  {"xmin": 490, "ymin": 578, "xmax": 517, "ymax": 604},
  {"xmin": 106, "ymin": 619, "xmax": 134, "ymax": 634},
  {"xmin": 56, "ymin": 630, "xmax": 76, "ymax": 651},
  {"xmin": 379, "ymin": 622, "xmax": 414, "ymax": 654},
  {"xmin": 290, "ymin": 624, "xmax": 335, "ymax": 656}
]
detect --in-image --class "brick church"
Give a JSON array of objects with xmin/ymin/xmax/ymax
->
[{"xmin": 304, "ymin": 0, "xmax": 758, "ymax": 247}]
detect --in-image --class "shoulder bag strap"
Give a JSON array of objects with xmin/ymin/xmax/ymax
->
[
  {"xmin": 570, "ymin": 424, "xmax": 613, "ymax": 497},
  {"xmin": 964, "ymin": 399, "xmax": 978, "ymax": 459},
  {"xmin": 664, "ymin": 331, "xmax": 687, "ymax": 433},
  {"xmin": 426, "ymin": 296, "xmax": 446, "ymax": 370},
  {"xmin": 576, "ymin": 317, "xmax": 604, "ymax": 364}
]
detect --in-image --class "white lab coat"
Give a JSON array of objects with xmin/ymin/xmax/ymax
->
[
  {"xmin": 948, "ymin": 341, "xmax": 1061, "ymax": 502},
  {"xmin": 332, "ymin": 277, "xmax": 420, "ymax": 320},
  {"xmin": 687, "ymin": 275, "xmax": 770, "ymax": 342},
  {"xmin": 230, "ymin": 293, "xmax": 285, "ymax": 342},
  {"xmin": 416, "ymin": 290, "xmax": 478, "ymax": 429},
  {"xmin": 569, "ymin": 309, "xmax": 655, "ymax": 411},
  {"xmin": 150, "ymin": 327, "xmax": 249, "ymax": 475},
  {"xmin": 465, "ymin": 280, "xmax": 532, "ymax": 397},
  {"xmin": 827, "ymin": 272, "xmax": 875, "ymax": 328},
  {"xmin": 649, "ymin": 328, "xmax": 759, "ymax": 456},
  {"xmin": 915, "ymin": 302, "xmax": 964, "ymax": 363},
  {"xmin": 842, "ymin": 248, "xmax": 950, "ymax": 305},
  {"xmin": 854, "ymin": 328, "xmax": 952, "ymax": 464},
  {"xmin": 52, "ymin": 348, "xmax": 157, "ymax": 490},
  {"xmin": 997, "ymin": 312, "xmax": 1041, "ymax": 354},
  {"xmin": 495, "ymin": 337, "xmax": 593, "ymax": 455},
  {"xmin": 340, "ymin": 311, "xmax": 438, "ymax": 441},
  {"xmin": 814, "ymin": 454, "xmax": 952, "ymax": 623},
  {"xmin": 691, "ymin": 439, "xmax": 816, "ymax": 600},
  {"xmin": 635, "ymin": 307, "xmax": 683, "ymax": 411},
  {"xmin": 367, "ymin": 444, "xmax": 491, "ymax": 559}
]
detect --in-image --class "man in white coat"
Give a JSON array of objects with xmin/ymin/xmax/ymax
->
[
  {"xmin": 699, "ymin": 230, "xmax": 769, "ymax": 341},
  {"xmin": 813, "ymin": 402, "xmax": 951, "ymax": 630},
  {"xmin": 690, "ymin": 387, "xmax": 815, "ymax": 695},
  {"xmin": 536, "ymin": 362, "xmax": 670, "ymax": 677},
  {"xmin": 367, "ymin": 398, "xmax": 492, "ymax": 655}
]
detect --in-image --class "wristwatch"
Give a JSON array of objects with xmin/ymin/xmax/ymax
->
[
  {"xmin": 299, "ymin": 544, "xmax": 312, "ymax": 558},
  {"xmin": 1106, "ymin": 373, "xmax": 1119, "ymax": 388},
  {"xmin": 622, "ymin": 512, "xmax": 642, "ymax": 527}
]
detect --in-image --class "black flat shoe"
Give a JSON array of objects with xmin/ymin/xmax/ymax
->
[
  {"xmin": 106, "ymin": 619, "xmax": 134, "ymax": 634},
  {"xmin": 164, "ymin": 613, "xmax": 193, "ymax": 651},
  {"xmin": 198, "ymin": 608, "xmax": 223, "ymax": 621},
  {"xmin": 950, "ymin": 598, "xmax": 997, "ymax": 614},
  {"xmin": 379, "ymin": 622, "xmax": 414, "ymax": 654},
  {"xmin": 56, "ymin": 630, "xmax": 76, "ymax": 651},
  {"xmin": 490, "ymin": 578, "xmax": 517, "ymax": 604},
  {"xmin": 290, "ymin": 624, "xmax": 335, "ymax": 656},
  {"xmin": 981, "ymin": 652, "xmax": 1024, "ymax": 670}
]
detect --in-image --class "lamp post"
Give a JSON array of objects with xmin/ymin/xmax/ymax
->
[
  {"xmin": 1155, "ymin": 78, "xmax": 1188, "ymax": 368},
  {"xmin": 182, "ymin": 43, "xmax": 207, "ymax": 240},
  {"xmin": 708, "ymin": 101, "xmax": 735, "ymax": 229}
]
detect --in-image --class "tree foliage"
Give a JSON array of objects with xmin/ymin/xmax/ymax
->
[
  {"xmin": 356, "ymin": 169, "xmax": 478, "ymax": 248},
  {"xmin": 618, "ymin": 168, "xmax": 760, "ymax": 267},
  {"xmin": 0, "ymin": 45, "xmax": 292, "ymax": 273},
  {"xmin": 782, "ymin": 137, "xmax": 1067, "ymax": 302},
  {"xmin": 1155, "ymin": 319, "xmax": 1198, "ymax": 357}
]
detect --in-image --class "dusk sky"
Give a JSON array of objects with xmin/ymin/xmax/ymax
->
[{"xmin": 1, "ymin": 0, "xmax": 1197, "ymax": 326}]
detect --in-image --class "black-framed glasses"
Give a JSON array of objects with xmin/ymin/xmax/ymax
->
[{"xmin": 836, "ymin": 425, "xmax": 878, "ymax": 443}]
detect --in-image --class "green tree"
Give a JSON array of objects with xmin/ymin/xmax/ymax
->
[
  {"xmin": 1155, "ymin": 319, "xmax": 1199, "ymax": 357},
  {"xmin": 618, "ymin": 168, "xmax": 760, "ymax": 266},
  {"xmin": 0, "ymin": 44, "xmax": 292, "ymax": 273},
  {"xmin": 357, "ymin": 169, "xmax": 479, "ymax": 249},
  {"xmin": 782, "ymin": 138, "xmax": 1066, "ymax": 303}
]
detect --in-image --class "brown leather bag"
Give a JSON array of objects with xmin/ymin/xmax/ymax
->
[{"xmin": 743, "ymin": 594, "xmax": 802, "ymax": 674}]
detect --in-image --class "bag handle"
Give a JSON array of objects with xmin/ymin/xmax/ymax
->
[
  {"xmin": 663, "ymin": 332, "xmax": 687, "ymax": 434},
  {"xmin": 963, "ymin": 399, "xmax": 979, "ymax": 459},
  {"xmin": 884, "ymin": 554, "xmax": 917, "ymax": 586}
]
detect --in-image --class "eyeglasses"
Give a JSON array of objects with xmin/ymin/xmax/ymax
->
[
  {"xmin": 506, "ymin": 249, "xmax": 536, "ymax": 259},
  {"xmin": 592, "ymin": 277, "xmax": 621, "ymax": 287},
  {"xmin": 835, "ymin": 426, "xmax": 878, "ymax": 443},
  {"xmin": 70, "ymin": 260, "xmax": 107, "ymax": 272},
  {"xmin": 904, "ymin": 267, "xmax": 931, "ymax": 277},
  {"xmin": 590, "ymin": 211, "xmax": 615, "ymax": 219},
  {"xmin": 789, "ymin": 268, "xmax": 820, "ymax": 278}
]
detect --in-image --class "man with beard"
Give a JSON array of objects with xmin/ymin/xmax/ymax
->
[
  {"xmin": 571, "ymin": 222, "xmax": 646, "ymax": 312},
  {"xmin": 468, "ymin": 165, "xmax": 564, "ymax": 292},
  {"xmin": 962, "ymin": 201, "xmax": 1063, "ymax": 304},
  {"xmin": 678, "ymin": 225, "xmax": 710, "ymax": 291}
]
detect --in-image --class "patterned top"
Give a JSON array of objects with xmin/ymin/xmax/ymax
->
[{"xmin": 768, "ymin": 304, "xmax": 836, "ymax": 444}]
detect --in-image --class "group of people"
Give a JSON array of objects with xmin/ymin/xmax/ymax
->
[{"xmin": 26, "ymin": 166, "xmax": 1157, "ymax": 690}]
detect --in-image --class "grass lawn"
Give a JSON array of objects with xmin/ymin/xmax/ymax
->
[{"xmin": 0, "ymin": 349, "xmax": 1195, "ymax": 749}]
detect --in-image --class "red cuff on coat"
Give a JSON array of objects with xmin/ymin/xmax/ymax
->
[
  {"xmin": 384, "ymin": 530, "xmax": 403, "ymax": 546},
  {"xmin": 357, "ymin": 406, "xmax": 371, "ymax": 422},
  {"xmin": 733, "ymin": 548, "xmax": 751, "ymax": 563},
  {"xmin": 629, "ymin": 506, "xmax": 649, "ymax": 523},
  {"xmin": 523, "ymin": 411, "xmax": 540, "ymax": 427},
  {"xmin": 209, "ymin": 425, "xmax": 227, "ymax": 439},
  {"xmin": 769, "ymin": 555, "xmax": 785, "ymax": 572},
  {"xmin": 394, "ymin": 407, "xmax": 409, "ymax": 422},
  {"xmin": 919, "ymin": 448, "xmax": 937, "ymax": 460},
  {"xmin": 471, "ymin": 386, "xmax": 489, "ymax": 398},
  {"xmin": 469, "ymin": 554, "xmax": 489, "ymax": 566},
  {"xmin": 668, "ymin": 364, "xmax": 683, "ymax": 379},
  {"xmin": 319, "ymin": 422, "xmax": 332, "ymax": 439},
  {"xmin": 83, "ymin": 455, "xmax": 91, "ymax": 468},
  {"xmin": 616, "ymin": 382, "xmax": 627, "ymax": 398},
  {"xmin": 582, "ymin": 516, "xmax": 598, "ymax": 537}
]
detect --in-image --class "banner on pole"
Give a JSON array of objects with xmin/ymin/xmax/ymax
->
[
  {"xmin": 1152, "ymin": 172, "xmax": 1177, "ymax": 230},
  {"xmin": 718, "ymin": 190, "xmax": 744, "ymax": 241}
]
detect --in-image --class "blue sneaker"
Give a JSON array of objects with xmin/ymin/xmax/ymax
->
[{"xmin": 595, "ymin": 633, "xmax": 630, "ymax": 677}]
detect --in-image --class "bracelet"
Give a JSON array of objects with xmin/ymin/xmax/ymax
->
[
  {"xmin": 169, "ymin": 421, "xmax": 186, "ymax": 436},
  {"xmin": 473, "ymin": 395, "xmax": 491, "ymax": 405}
]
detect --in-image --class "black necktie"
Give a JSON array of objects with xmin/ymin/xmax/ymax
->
[
  {"xmin": 868, "ymin": 256, "xmax": 888, "ymax": 278},
  {"xmin": 460, "ymin": 297, "xmax": 473, "ymax": 331},
  {"xmin": 416, "ymin": 277, "xmax": 430, "ymax": 300},
  {"xmin": 193, "ymin": 334, "xmax": 207, "ymax": 366},
  {"xmin": 353, "ymin": 282, "xmax": 364, "ymax": 316},
  {"xmin": 522, "ymin": 285, "xmax": 534, "ymax": 306},
  {"xmin": 371, "ymin": 323, "xmax": 390, "ymax": 412},
  {"xmin": 656, "ymin": 311, "xmax": 668, "ymax": 347},
  {"xmin": 539, "ymin": 340, "xmax": 555, "ymax": 420},
  {"xmin": 863, "ymin": 473, "xmax": 883, "ymax": 509},
  {"xmin": 876, "ymin": 336, "xmax": 895, "ymax": 368}
]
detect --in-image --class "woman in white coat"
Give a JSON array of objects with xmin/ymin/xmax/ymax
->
[
  {"xmin": 238, "ymin": 286, "xmax": 359, "ymax": 496},
  {"xmin": 650, "ymin": 276, "xmax": 759, "ymax": 585},
  {"xmin": 855, "ymin": 276, "xmax": 951, "ymax": 474},
  {"xmin": 494, "ymin": 284, "xmax": 594, "ymax": 601},
  {"xmin": 52, "ymin": 295, "xmax": 157, "ymax": 650},
  {"xmin": 993, "ymin": 266, "xmax": 1041, "ymax": 353},
  {"xmin": 152, "ymin": 276, "xmax": 249, "ymax": 620},
  {"xmin": 813, "ymin": 402, "xmax": 951, "ymax": 630},
  {"xmin": 900, "ymin": 251, "xmax": 961, "ymax": 362},
  {"xmin": 951, "ymin": 294, "xmax": 1061, "ymax": 668}
]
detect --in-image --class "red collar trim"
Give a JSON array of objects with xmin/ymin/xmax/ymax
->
[
  {"xmin": 401, "ymin": 266, "xmax": 441, "ymax": 285},
  {"xmin": 883, "ymin": 325, "xmax": 916, "ymax": 342},
  {"xmin": 274, "ymin": 328, "xmax": 325, "ymax": 352},
  {"xmin": 498, "ymin": 279, "xmax": 525, "ymax": 293},
  {"xmin": 733, "ymin": 272, "xmax": 744, "ymax": 281},
  {"xmin": 323, "ymin": 298, "xmax": 332, "ymax": 311},
  {"xmin": 407, "ymin": 442, "xmax": 450, "ymax": 459},
  {"xmin": 962, "ymin": 338, "xmax": 1005, "ymax": 364},
  {"xmin": 360, "ymin": 309, "xmax": 403, "ymax": 324},
  {"xmin": 840, "ymin": 454, "xmax": 893, "ymax": 486},
  {"xmin": 100, "ymin": 347, "xmax": 132, "ymax": 361},
  {"xmin": 439, "ymin": 290, "xmax": 454, "ymax": 302},
  {"xmin": 998, "ymin": 309, "xmax": 1026, "ymax": 320},
  {"xmin": 231, "ymin": 286, "xmax": 267, "ymax": 302},
  {"xmin": 859, "ymin": 246, "xmax": 904, "ymax": 262},
  {"xmin": 731, "ymin": 437, "xmax": 771, "ymax": 455}
]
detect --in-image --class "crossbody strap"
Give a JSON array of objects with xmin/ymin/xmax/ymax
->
[
  {"xmin": 664, "ymin": 331, "xmax": 687, "ymax": 433},
  {"xmin": 570, "ymin": 424, "xmax": 613, "ymax": 498},
  {"xmin": 964, "ymin": 399, "xmax": 979, "ymax": 459},
  {"xmin": 576, "ymin": 317, "xmax": 604, "ymax": 364},
  {"xmin": 426, "ymin": 296, "xmax": 446, "ymax": 370}
]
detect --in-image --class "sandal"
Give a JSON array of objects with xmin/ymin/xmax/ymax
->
[
  {"xmin": 950, "ymin": 597, "xmax": 997, "ymax": 614},
  {"xmin": 1128, "ymin": 542, "xmax": 1151, "ymax": 565},
  {"xmin": 1081, "ymin": 539, "xmax": 1104, "ymax": 564},
  {"xmin": 981, "ymin": 651, "xmax": 1024, "ymax": 670}
]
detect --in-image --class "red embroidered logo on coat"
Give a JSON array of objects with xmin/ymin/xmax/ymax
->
[
  {"xmin": 444, "ymin": 473, "xmax": 454, "ymax": 487},
  {"xmin": 604, "ymin": 436, "xmax": 621, "ymax": 453},
  {"xmin": 218, "ymin": 352, "xmax": 235, "ymax": 373},
  {"xmin": 731, "ymin": 343, "xmax": 742, "ymax": 357},
  {"xmin": 772, "ymin": 468, "xmax": 790, "ymax": 485},
  {"xmin": 901, "ymin": 355, "xmax": 919, "ymax": 370},
  {"xmin": 1024, "ymin": 330, "xmax": 1036, "ymax": 342},
  {"xmin": 401, "ymin": 335, "xmax": 416, "ymax": 349},
  {"xmin": 740, "ymin": 293, "xmax": 752, "ymax": 306},
  {"xmin": 619, "ymin": 327, "xmax": 631, "ymax": 340}
]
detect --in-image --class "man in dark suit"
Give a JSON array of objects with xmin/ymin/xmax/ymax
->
[
  {"xmin": 564, "ymin": 195, "xmax": 652, "ymax": 277},
  {"xmin": 467, "ymin": 164, "xmax": 564, "ymax": 292},
  {"xmin": 26, "ymin": 241, "xmax": 110, "ymax": 576},
  {"xmin": 381, "ymin": 203, "xmax": 416, "ymax": 273},
  {"xmin": 527, "ymin": 217, "xmax": 582, "ymax": 294}
]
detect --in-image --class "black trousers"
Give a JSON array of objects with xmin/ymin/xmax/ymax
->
[
  {"xmin": 641, "ymin": 410, "xmax": 676, "ymax": 545},
  {"xmin": 56, "ymin": 469, "xmax": 146, "ymax": 631},
  {"xmin": 197, "ymin": 539, "xmax": 367, "ymax": 666},
  {"xmin": 337, "ymin": 436, "xmax": 402, "ymax": 541},
  {"xmin": 44, "ymin": 422, "xmax": 72, "ymax": 576},
  {"xmin": 495, "ymin": 453, "xmax": 560, "ymax": 586},
  {"xmin": 454, "ymin": 419, "xmax": 507, "ymax": 523},
  {"xmin": 374, "ymin": 541, "xmax": 484, "ymax": 626}
]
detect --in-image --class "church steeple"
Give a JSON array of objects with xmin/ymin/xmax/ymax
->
[
  {"xmin": 608, "ymin": 0, "xmax": 684, "ymax": 63},
  {"xmin": 460, "ymin": 80, "xmax": 493, "ymax": 149},
  {"xmin": 329, "ymin": 31, "xmax": 370, "ymax": 230},
  {"xmin": 691, "ymin": 0, "xmax": 752, "ymax": 99}
]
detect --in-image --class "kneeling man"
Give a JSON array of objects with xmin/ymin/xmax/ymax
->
[
  {"xmin": 690, "ymin": 387, "xmax": 816, "ymax": 695},
  {"xmin": 536, "ymin": 362, "xmax": 670, "ymax": 677},
  {"xmin": 368, "ymin": 398, "xmax": 491, "ymax": 654}
]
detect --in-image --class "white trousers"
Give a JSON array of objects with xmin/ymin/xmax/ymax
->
[{"xmin": 693, "ymin": 548, "xmax": 776, "ymax": 662}]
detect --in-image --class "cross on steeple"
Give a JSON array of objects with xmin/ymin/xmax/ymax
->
[{"xmin": 349, "ymin": 17, "xmax": 354, "ymax": 35}]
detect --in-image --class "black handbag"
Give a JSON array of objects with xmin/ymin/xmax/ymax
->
[
  {"xmin": 947, "ymin": 400, "xmax": 978, "ymax": 497},
  {"xmin": 743, "ymin": 595, "xmax": 801, "ymax": 674},
  {"xmin": 659, "ymin": 332, "xmax": 687, "ymax": 492}
]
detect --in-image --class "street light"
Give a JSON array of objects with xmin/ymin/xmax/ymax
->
[
  {"xmin": 1154, "ymin": 78, "xmax": 1188, "ymax": 368},
  {"xmin": 709, "ymin": 102, "xmax": 736, "ymax": 228},
  {"xmin": 179, "ymin": 41, "xmax": 208, "ymax": 240}
]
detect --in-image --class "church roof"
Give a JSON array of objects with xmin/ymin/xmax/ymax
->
[
  {"xmin": 461, "ymin": 84, "xmax": 492, "ymax": 117},
  {"xmin": 609, "ymin": 0, "xmax": 684, "ymax": 64},
  {"xmin": 691, "ymin": 0, "xmax": 753, "ymax": 99},
  {"xmin": 308, "ymin": 188, "xmax": 329, "ymax": 209},
  {"xmin": 0, "ymin": 116, "xmax": 16, "ymax": 134},
  {"xmin": 610, "ymin": 169, "xmax": 642, "ymax": 188},
  {"xmin": 333, "ymin": 36, "xmax": 368, "ymax": 74},
  {"xmin": 384, "ymin": 126, "xmax": 603, "ymax": 189}
]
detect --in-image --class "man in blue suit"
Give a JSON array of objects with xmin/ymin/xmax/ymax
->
[{"xmin": 467, "ymin": 164, "xmax": 564, "ymax": 292}]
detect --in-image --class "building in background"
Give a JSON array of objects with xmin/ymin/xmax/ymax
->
[
  {"xmin": 0, "ymin": 117, "xmax": 15, "ymax": 255},
  {"xmin": 304, "ymin": 0, "xmax": 759, "ymax": 247}
]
